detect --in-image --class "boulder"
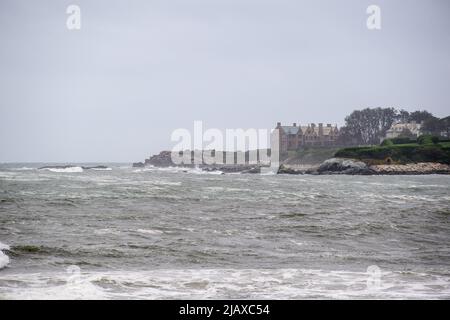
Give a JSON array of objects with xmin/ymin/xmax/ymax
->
[
  {"xmin": 144, "ymin": 151, "xmax": 175, "ymax": 167},
  {"xmin": 277, "ymin": 164, "xmax": 303, "ymax": 175},
  {"xmin": 82, "ymin": 165, "xmax": 109, "ymax": 170},
  {"xmin": 316, "ymin": 158, "xmax": 374, "ymax": 175},
  {"xmin": 132, "ymin": 162, "xmax": 145, "ymax": 168},
  {"xmin": 38, "ymin": 165, "xmax": 76, "ymax": 169}
]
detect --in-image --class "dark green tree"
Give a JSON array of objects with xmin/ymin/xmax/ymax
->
[
  {"xmin": 343, "ymin": 107, "xmax": 397, "ymax": 145},
  {"xmin": 396, "ymin": 109, "xmax": 410, "ymax": 122},
  {"xmin": 439, "ymin": 116, "xmax": 450, "ymax": 138},
  {"xmin": 398, "ymin": 128, "xmax": 414, "ymax": 139},
  {"xmin": 422, "ymin": 117, "xmax": 443, "ymax": 135},
  {"xmin": 408, "ymin": 110, "xmax": 435, "ymax": 123}
]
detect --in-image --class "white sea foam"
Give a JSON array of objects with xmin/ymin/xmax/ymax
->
[
  {"xmin": 188, "ymin": 167, "xmax": 223, "ymax": 175},
  {"xmin": 12, "ymin": 167, "xmax": 35, "ymax": 171},
  {"xmin": 0, "ymin": 268, "xmax": 449, "ymax": 299},
  {"xmin": 0, "ymin": 252, "xmax": 9, "ymax": 270},
  {"xmin": 203, "ymin": 170, "xmax": 223, "ymax": 175},
  {"xmin": 136, "ymin": 229, "xmax": 164, "ymax": 235},
  {"xmin": 94, "ymin": 228, "xmax": 121, "ymax": 235},
  {"xmin": 90, "ymin": 168, "xmax": 112, "ymax": 171},
  {"xmin": 0, "ymin": 242, "xmax": 10, "ymax": 270},
  {"xmin": 44, "ymin": 167, "xmax": 84, "ymax": 173},
  {"xmin": 134, "ymin": 166, "xmax": 223, "ymax": 175}
]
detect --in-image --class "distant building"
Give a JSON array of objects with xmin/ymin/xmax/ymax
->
[
  {"xmin": 385, "ymin": 121, "xmax": 422, "ymax": 139},
  {"xmin": 275, "ymin": 122, "xmax": 340, "ymax": 152}
]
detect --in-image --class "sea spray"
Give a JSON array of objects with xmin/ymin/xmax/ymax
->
[
  {"xmin": 43, "ymin": 166, "xmax": 83, "ymax": 173},
  {"xmin": 0, "ymin": 242, "xmax": 10, "ymax": 270}
]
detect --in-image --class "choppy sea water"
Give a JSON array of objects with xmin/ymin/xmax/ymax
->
[{"xmin": 0, "ymin": 163, "xmax": 449, "ymax": 299}]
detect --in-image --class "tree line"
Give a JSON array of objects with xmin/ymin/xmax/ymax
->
[{"xmin": 337, "ymin": 108, "xmax": 449, "ymax": 146}]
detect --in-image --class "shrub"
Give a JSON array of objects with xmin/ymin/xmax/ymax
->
[
  {"xmin": 390, "ymin": 137, "xmax": 415, "ymax": 145},
  {"xmin": 335, "ymin": 144, "xmax": 450, "ymax": 164},
  {"xmin": 418, "ymin": 134, "xmax": 439, "ymax": 145},
  {"xmin": 380, "ymin": 139, "xmax": 394, "ymax": 146}
]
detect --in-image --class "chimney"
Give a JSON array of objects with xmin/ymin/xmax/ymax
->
[
  {"xmin": 293, "ymin": 123, "xmax": 297, "ymax": 127},
  {"xmin": 311, "ymin": 123, "xmax": 315, "ymax": 128},
  {"xmin": 319, "ymin": 123, "xmax": 324, "ymax": 136},
  {"xmin": 276, "ymin": 122, "xmax": 281, "ymax": 128}
]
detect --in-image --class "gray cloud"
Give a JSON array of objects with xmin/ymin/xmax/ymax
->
[{"xmin": 1, "ymin": 0, "xmax": 449, "ymax": 162}]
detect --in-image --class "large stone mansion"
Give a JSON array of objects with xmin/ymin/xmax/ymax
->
[{"xmin": 275, "ymin": 122, "xmax": 340, "ymax": 152}]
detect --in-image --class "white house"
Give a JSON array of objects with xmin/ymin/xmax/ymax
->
[{"xmin": 385, "ymin": 121, "xmax": 422, "ymax": 139}]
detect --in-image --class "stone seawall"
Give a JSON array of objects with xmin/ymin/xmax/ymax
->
[
  {"xmin": 278, "ymin": 159, "xmax": 450, "ymax": 175},
  {"xmin": 370, "ymin": 162, "xmax": 450, "ymax": 175}
]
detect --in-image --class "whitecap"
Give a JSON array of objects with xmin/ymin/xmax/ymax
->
[
  {"xmin": 188, "ymin": 167, "xmax": 223, "ymax": 175},
  {"xmin": 94, "ymin": 228, "xmax": 121, "ymax": 235},
  {"xmin": 0, "ymin": 242, "xmax": 10, "ymax": 270},
  {"xmin": 0, "ymin": 268, "xmax": 449, "ymax": 299},
  {"xmin": 44, "ymin": 167, "xmax": 84, "ymax": 173},
  {"xmin": 259, "ymin": 167, "xmax": 277, "ymax": 175},
  {"xmin": 204, "ymin": 170, "xmax": 223, "ymax": 175},
  {"xmin": 11, "ymin": 167, "xmax": 35, "ymax": 171},
  {"xmin": 136, "ymin": 229, "xmax": 164, "ymax": 235},
  {"xmin": 134, "ymin": 166, "xmax": 224, "ymax": 175}
]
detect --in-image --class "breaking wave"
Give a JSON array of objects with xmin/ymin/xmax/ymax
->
[
  {"xmin": 11, "ymin": 167, "xmax": 35, "ymax": 171},
  {"xmin": 42, "ymin": 166, "xmax": 84, "ymax": 173},
  {"xmin": 134, "ymin": 166, "xmax": 223, "ymax": 175},
  {"xmin": 0, "ymin": 242, "xmax": 10, "ymax": 270},
  {"xmin": 0, "ymin": 268, "xmax": 449, "ymax": 299},
  {"xmin": 136, "ymin": 229, "xmax": 164, "ymax": 235}
]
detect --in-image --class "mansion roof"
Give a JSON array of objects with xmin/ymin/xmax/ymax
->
[
  {"xmin": 278, "ymin": 124, "xmax": 338, "ymax": 136},
  {"xmin": 387, "ymin": 122, "xmax": 422, "ymax": 133}
]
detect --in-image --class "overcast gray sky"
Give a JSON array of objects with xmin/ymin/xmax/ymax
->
[{"xmin": 0, "ymin": 0, "xmax": 449, "ymax": 162}]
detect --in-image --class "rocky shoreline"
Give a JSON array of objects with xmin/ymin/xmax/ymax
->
[
  {"xmin": 134, "ymin": 151, "xmax": 450, "ymax": 175},
  {"xmin": 370, "ymin": 162, "xmax": 450, "ymax": 175},
  {"xmin": 279, "ymin": 159, "xmax": 450, "ymax": 175}
]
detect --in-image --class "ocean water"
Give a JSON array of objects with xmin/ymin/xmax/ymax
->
[{"xmin": 0, "ymin": 163, "xmax": 449, "ymax": 299}]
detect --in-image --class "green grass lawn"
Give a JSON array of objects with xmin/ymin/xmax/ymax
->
[{"xmin": 335, "ymin": 142, "xmax": 450, "ymax": 164}]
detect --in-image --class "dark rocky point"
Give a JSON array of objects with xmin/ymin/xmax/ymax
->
[
  {"xmin": 132, "ymin": 162, "xmax": 145, "ymax": 168},
  {"xmin": 316, "ymin": 158, "xmax": 374, "ymax": 175}
]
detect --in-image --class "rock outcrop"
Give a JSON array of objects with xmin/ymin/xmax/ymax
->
[
  {"xmin": 81, "ymin": 165, "xmax": 109, "ymax": 170},
  {"xmin": 144, "ymin": 151, "xmax": 175, "ymax": 167},
  {"xmin": 316, "ymin": 158, "xmax": 374, "ymax": 175},
  {"xmin": 136, "ymin": 151, "xmax": 450, "ymax": 175},
  {"xmin": 277, "ymin": 164, "xmax": 304, "ymax": 175},
  {"xmin": 132, "ymin": 162, "xmax": 145, "ymax": 168},
  {"xmin": 39, "ymin": 165, "xmax": 76, "ymax": 170}
]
